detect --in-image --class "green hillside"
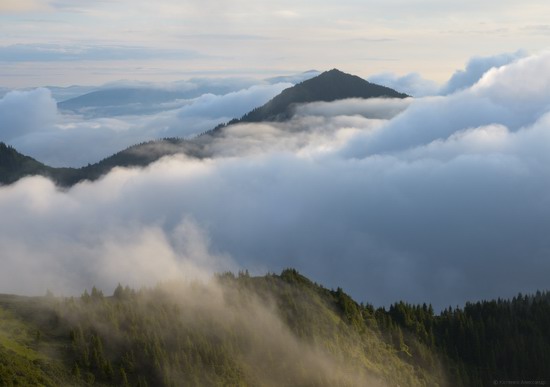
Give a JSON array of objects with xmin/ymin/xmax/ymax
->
[{"xmin": 1, "ymin": 270, "xmax": 548, "ymax": 386}]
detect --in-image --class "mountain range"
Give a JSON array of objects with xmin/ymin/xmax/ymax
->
[
  {"xmin": 0, "ymin": 69, "xmax": 408, "ymax": 186},
  {"xmin": 55, "ymin": 71, "xmax": 321, "ymax": 118}
]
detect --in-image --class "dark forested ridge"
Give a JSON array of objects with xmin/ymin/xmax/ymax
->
[
  {"xmin": 0, "ymin": 270, "xmax": 548, "ymax": 386},
  {"xmin": 0, "ymin": 69, "xmax": 408, "ymax": 186},
  {"xmin": 0, "ymin": 138, "xmax": 206, "ymax": 186},
  {"xmin": 0, "ymin": 142, "xmax": 52, "ymax": 184}
]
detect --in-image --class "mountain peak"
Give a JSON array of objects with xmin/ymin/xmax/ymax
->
[
  {"xmin": 324, "ymin": 68, "xmax": 347, "ymax": 74},
  {"xmin": 240, "ymin": 69, "xmax": 408, "ymax": 122}
]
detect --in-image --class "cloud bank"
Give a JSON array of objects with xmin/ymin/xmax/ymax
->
[
  {"xmin": 440, "ymin": 50, "xmax": 527, "ymax": 95},
  {"xmin": 0, "ymin": 88, "xmax": 57, "ymax": 141},
  {"xmin": 2, "ymin": 52, "xmax": 550, "ymax": 310},
  {"xmin": 368, "ymin": 51, "xmax": 528, "ymax": 97},
  {"xmin": 367, "ymin": 72, "xmax": 439, "ymax": 97},
  {"xmin": 0, "ymin": 81, "xmax": 291, "ymax": 166}
]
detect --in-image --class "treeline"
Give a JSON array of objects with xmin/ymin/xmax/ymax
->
[
  {"xmin": 330, "ymin": 285, "xmax": 550, "ymax": 387},
  {"xmin": 375, "ymin": 291, "xmax": 550, "ymax": 386},
  {"xmin": 0, "ymin": 138, "xmax": 205, "ymax": 186}
]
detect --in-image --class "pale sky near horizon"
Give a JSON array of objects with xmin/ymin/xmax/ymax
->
[{"xmin": 1, "ymin": 0, "xmax": 550, "ymax": 87}]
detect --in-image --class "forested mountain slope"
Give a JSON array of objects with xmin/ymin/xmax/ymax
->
[{"xmin": 0, "ymin": 270, "xmax": 548, "ymax": 386}]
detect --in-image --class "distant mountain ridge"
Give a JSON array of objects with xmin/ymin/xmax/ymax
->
[
  {"xmin": 1, "ymin": 69, "xmax": 408, "ymax": 186},
  {"xmin": 55, "ymin": 72, "xmax": 321, "ymax": 118}
]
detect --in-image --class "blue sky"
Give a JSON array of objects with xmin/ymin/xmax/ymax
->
[{"xmin": 1, "ymin": 0, "xmax": 550, "ymax": 87}]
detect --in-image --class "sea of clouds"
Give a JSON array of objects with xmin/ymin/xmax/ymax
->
[{"xmin": 1, "ymin": 52, "xmax": 549, "ymax": 309}]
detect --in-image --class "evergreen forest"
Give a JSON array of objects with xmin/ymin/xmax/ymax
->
[{"xmin": 0, "ymin": 269, "xmax": 548, "ymax": 386}]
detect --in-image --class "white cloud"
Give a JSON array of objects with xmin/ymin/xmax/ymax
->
[
  {"xmin": 440, "ymin": 50, "xmax": 527, "ymax": 95},
  {"xmin": 367, "ymin": 51, "xmax": 529, "ymax": 98},
  {"xmin": 2, "ymin": 81, "xmax": 291, "ymax": 166},
  {"xmin": 367, "ymin": 73, "xmax": 439, "ymax": 97},
  {"xmin": 174, "ymin": 82, "xmax": 292, "ymax": 122},
  {"xmin": 0, "ymin": 88, "xmax": 57, "ymax": 141},
  {"xmin": 343, "ymin": 52, "xmax": 550, "ymax": 158},
  {"xmin": 295, "ymin": 97, "xmax": 412, "ymax": 120},
  {"xmin": 0, "ymin": 172, "xmax": 235, "ymax": 295}
]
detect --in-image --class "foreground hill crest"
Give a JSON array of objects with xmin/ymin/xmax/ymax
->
[{"xmin": 0, "ymin": 269, "xmax": 548, "ymax": 386}]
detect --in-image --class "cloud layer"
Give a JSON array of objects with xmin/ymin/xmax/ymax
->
[
  {"xmin": 2, "ymin": 52, "xmax": 550, "ymax": 310},
  {"xmin": 0, "ymin": 80, "xmax": 292, "ymax": 166},
  {"xmin": 0, "ymin": 44, "xmax": 200, "ymax": 62},
  {"xmin": 0, "ymin": 88, "xmax": 58, "ymax": 143},
  {"xmin": 368, "ymin": 51, "xmax": 528, "ymax": 97}
]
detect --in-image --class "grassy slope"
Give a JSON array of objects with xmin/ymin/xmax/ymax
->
[{"xmin": 0, "ymin": 295, "xmax": 74, "ymax": 386}]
